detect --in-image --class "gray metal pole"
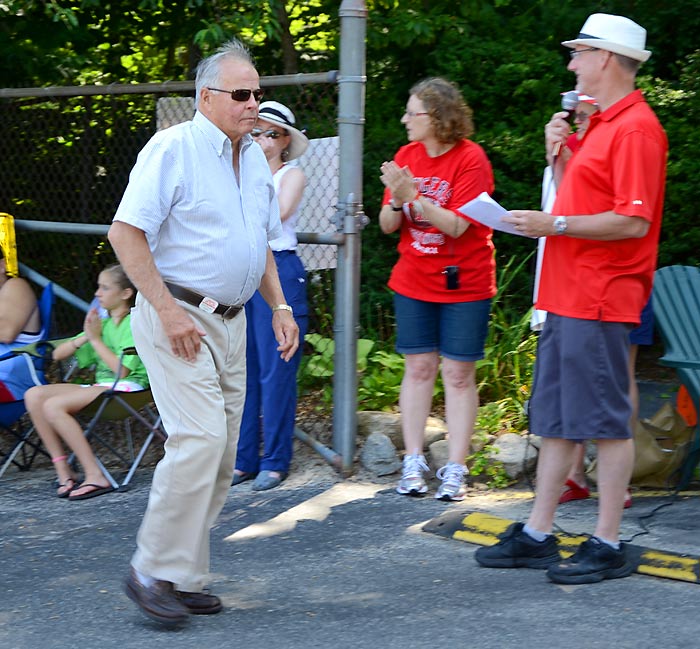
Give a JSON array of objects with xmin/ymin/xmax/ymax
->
[{"xmin": 334, "ymin": 0, "xmax": 367, "ymax": 474}]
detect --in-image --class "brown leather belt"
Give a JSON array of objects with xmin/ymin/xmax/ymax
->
[{"xmin": 164, "ymin": 282, "xmax": 242, "ymax": 319}]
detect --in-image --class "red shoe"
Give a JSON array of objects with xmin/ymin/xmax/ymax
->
[
  {"xmin": 624, "ymin": 490, "xmax": 632, "ymax": 509},
  {"xmin": 559, "ymin": 479, "xmax": 590, "ymax": 504}
]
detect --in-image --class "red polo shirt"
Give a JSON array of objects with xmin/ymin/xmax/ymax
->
[{"xmin": 537, "ymin": 90, "xmax": 667, "ymax": 324}]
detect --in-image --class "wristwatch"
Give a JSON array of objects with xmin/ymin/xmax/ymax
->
[
  {"xmin": 553, "ymin": 216, "xmax": 568, "ymax": 235},
  {"xmin": 389, "ymin": 199, "xmax": 403, "ymax": 212},
  {"xmin": 272, "ymin": 304, "xmax": 293, "ymax": 315}
]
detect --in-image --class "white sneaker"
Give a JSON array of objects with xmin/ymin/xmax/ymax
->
[
  {"xmin": 396, "ymin": 454, "xmax": 429, "ymax": 496},
  {"xmin": 435, "ymin": 463, "xmax": 468, "ymax": 501}
]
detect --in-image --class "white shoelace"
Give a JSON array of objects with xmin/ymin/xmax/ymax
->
[
  {"xmin": 435, "ymin": 462, "xmax": 467, "ymax": 488},
  {"xmin": 402, "ymin": 454, "xmax": 429, "ymax": 477}
]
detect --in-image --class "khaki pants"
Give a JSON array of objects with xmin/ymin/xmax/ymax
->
[{"xmin": 130, "ymin": 293, "xmax": 246, "ymax": 592}]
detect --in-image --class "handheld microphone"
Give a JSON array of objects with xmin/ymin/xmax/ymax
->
[{"xmin": 552, "ymin": 90, "xmax": 580, "ymax": 159}]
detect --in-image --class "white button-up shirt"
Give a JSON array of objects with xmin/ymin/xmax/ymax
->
[{"xmin": 113, "ymin": 111, "xmax": 282, "ymax": 305}]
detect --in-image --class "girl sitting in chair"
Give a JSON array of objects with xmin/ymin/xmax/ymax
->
[{"xmin": 25, "ymin": 264, "xmax": 149, "ymax": 500}]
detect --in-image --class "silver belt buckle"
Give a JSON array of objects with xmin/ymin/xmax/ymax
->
[{"xmin": 198, "ymin": 296, "xmax": 219, "ymax": 314}]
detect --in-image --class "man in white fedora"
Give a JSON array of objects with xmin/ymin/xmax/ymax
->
[{"xmin": 476, "ymin": 14, "xmax": 667, "ymax": 584}]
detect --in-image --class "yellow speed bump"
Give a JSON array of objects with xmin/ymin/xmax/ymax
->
[{"xmin": 423, "ymin": 511, "xmax": 700, "ymax": 584}]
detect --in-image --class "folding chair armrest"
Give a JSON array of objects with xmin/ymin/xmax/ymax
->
[
  {"xmin": 659, "ymin": 355, "xmax": 700, "ymax": 371},
  {"xmin": 109, "ymin": 347, "xmax": 140, "ymax": 389}
]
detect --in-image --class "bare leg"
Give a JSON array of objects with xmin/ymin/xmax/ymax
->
[
  {"xmin": 26, "ymin": 383, "xmax": 111, "ymax": 495},
  {"xmin": 564, "ymin": 443, "xmax": 587, "ymax": 488},
  {"xmin": 399, "ymin": 352, "xmax": 439, "ymax": 455},
  {"xmin": 527, "ymin": 437, "xmax": 577, "ymax": 533},
  {"xmin": 441, "ymin": 358, "xmax": 478, "ymax": 463},
  {"xmin": 594, "ymin": 438, "xmax": 634, "ymax": 542},
  {"xmin": 25, "ymin": 384, "xmax": 78, "ymax": 493}
]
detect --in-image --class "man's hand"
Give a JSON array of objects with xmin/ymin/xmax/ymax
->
[
  {"xmin": 272, "ymin": 310, "xmax": 299, "ymax": 362},
  {"xmin": 545, "ymin": 110, "xmax": 572, "ymax": 161},
  {"xmin": 160, "ymin": 302, "xmax": 206, "ymax": 363},
  {"xmin": 502, "ymin": 210, "xmax": 555, "ymax": 238}
]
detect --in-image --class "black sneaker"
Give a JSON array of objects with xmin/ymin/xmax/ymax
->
[
  {"xmin": 546, "ymin": 537, "xmax": 634, "ymax": 584},
  {"xmin": 474, "ymin": 522, "xmax": 561, "ymax": 569}
]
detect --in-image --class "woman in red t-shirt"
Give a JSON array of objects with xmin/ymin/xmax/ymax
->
[{"xmin": 379, "ymin": 77, "xmax": 496, "ymax": 501}]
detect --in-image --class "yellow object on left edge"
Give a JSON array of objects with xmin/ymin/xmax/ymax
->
[{"xmin": 0, "ymin": 213, "xmax": 19, "ymax": 277}]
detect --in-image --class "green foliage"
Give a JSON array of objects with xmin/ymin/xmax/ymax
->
[
  {"xmin": 300, "ymin": 334, "xmax": 419, "ymax": 412},
  {"xmin": 467, "ymin": 399, "xmax": 523, "ymax": 488},
  {"xmin": 477, "ymin": 254, "xmax": 538, "ymax": 409},
  {"xmin": 468, "ymin": 445, "xmax": 511, "ymax": 489},
  {"xmin": 357, "ymin": 349, "xmax": 406, "ymax": 412}
]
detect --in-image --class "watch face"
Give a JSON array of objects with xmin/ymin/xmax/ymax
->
[{"xmin": 555, "ymin": 217, "xmax": 567, "ymax": 234}]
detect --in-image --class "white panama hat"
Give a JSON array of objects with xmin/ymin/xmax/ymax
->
[
  {"xmin": 256, "ymin": 101, "xmax": 309, "ymax": 161},
  {"xmin": 562, "ymin": 13, "xmax": 651, "ymax": 63}
]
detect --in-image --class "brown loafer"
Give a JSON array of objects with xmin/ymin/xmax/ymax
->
[
  {"xmin": 124, "ymin": 568, "xmax": 190, "ymax": 627},
  {"xmin": 175, "ymin": 589, "xmax": 223, "ymax": 614}
]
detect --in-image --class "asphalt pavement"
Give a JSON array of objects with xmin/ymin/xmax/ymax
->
[{"xmin": 2, "ymin": 457, "xmax": 700, "ymax": 649}]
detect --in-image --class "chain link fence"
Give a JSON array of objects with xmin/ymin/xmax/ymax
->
[{"xmin": 1, "ymin": 77, "xmax": 340, "ymax": 340}]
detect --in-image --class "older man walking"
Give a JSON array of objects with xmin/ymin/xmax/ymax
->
[{"xmin": 109, "ymin": 39, "xmax": 299, "ymax": 625}]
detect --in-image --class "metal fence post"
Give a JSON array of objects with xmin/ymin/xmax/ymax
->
[{"xmin": 334, "ymin": 0, "xmax": 368, "ymax": 474}]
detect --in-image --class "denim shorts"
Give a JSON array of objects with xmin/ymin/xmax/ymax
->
[
  {"xmin": 528, "ymin": 314, "xmax": 633, "ymax": 441},
  {"xmin": 393, "ymin": 293, "xmax": 491, "ymax": 361}
]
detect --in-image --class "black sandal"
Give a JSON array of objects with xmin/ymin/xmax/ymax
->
[{"xmin": 56, "ymin": 477, "xmax": 78, "ymax": 498}]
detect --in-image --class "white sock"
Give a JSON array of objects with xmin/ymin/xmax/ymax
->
[
  {"xmin": 523, "ymin": 524, "xmax": 550, "ymax": 542},
  {"xmin": 593, "ymin": 535, "xmax": 620, "ymax": 550},
  {"xmin": 135, "ymin": 569, "xmax": 156, "ymax": 587}
]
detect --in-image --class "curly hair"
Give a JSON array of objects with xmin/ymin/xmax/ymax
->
[{"xmin": 409, "ymin": 77, "xmax": 474, "ymax": 144}]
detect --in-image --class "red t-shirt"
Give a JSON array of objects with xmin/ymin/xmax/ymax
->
[
  {"xmin": 382, "ymin": 139, "xmax": 496, "ymax": 302},
  {"xmin": 538, "ymin": 90, "xmax": 667, "ymax": 324}
]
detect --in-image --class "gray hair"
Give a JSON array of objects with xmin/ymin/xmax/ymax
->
[
  {"xmin": 613, "ymin": 52, "xmax": 642, "ymax": 74},
  {"xmin": 194, "ymin": 38, "xmax": 255, "ymax": 109}
]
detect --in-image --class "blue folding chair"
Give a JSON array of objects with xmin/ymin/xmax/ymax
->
[{"xmin": 0, "ymin": 283, "xmax": 55, "ymax": 477}]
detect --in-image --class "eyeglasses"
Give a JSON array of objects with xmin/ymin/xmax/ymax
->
[
  {"xmin": 251, "ymin": 128, "xmax": 286, "ymax": 139},
  {"xmin": 207, "ymin": 87, "xmax": 265, "ymax": 102},
  {"xmin": 403, "ymin": 110, "xmax": 429, "ymax": 118},
  {"xmin": 569, "ymin": 47, "xmax": 599, "ymax": 59},
  {"xmin": 574, "ymin": 111, "xmax": 592, "ymax": 121}
]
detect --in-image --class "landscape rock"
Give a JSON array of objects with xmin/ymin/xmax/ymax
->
[
  {"xmin": 356, "ymin": 411, "xmax": 447, "ymax": 451},
  {"xmin": 489, "ymin": 432, "xmax": 538, "ymax": 479},
  {"xmin": 359, "ymin": 432, "xmax": 401, "ymax": 476},
  {"xmin": 424, "ymin": 417, "xmax": 448, "ymax": 448},
  {"xmin": 427, "ymin": 439, "xmax": 449, "ymax": 471},
  {"xmin": 356, "ymin": 411, "xmax": 402, "ymax": 447}
]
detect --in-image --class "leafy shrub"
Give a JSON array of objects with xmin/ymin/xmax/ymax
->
[{"xmin": 476, "ymin": 253, "xmax": 538, "ymax": 412}]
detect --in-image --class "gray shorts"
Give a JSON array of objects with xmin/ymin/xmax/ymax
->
[{"xmin": 528, "ymin": 314, "xmax": 633, "ymax": 441}]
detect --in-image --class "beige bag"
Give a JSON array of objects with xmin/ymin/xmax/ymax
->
[{"xmin": 587, "ymin": 403, "xmax": 692, "ymax": 488}]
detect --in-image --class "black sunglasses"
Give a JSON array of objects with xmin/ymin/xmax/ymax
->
[{"xmin": 207, "ymin": 87, "xmax": 265, "ymax": 103}]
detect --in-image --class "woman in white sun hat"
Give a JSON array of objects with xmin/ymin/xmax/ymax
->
[{"xmin": 232, "ymin": 101, "xmax": 310, "ymax": 491}]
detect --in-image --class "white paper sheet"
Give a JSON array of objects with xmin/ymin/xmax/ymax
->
[{"xmin": 458, "ymin": 192, "xmax": 534, "ymax": 238}]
